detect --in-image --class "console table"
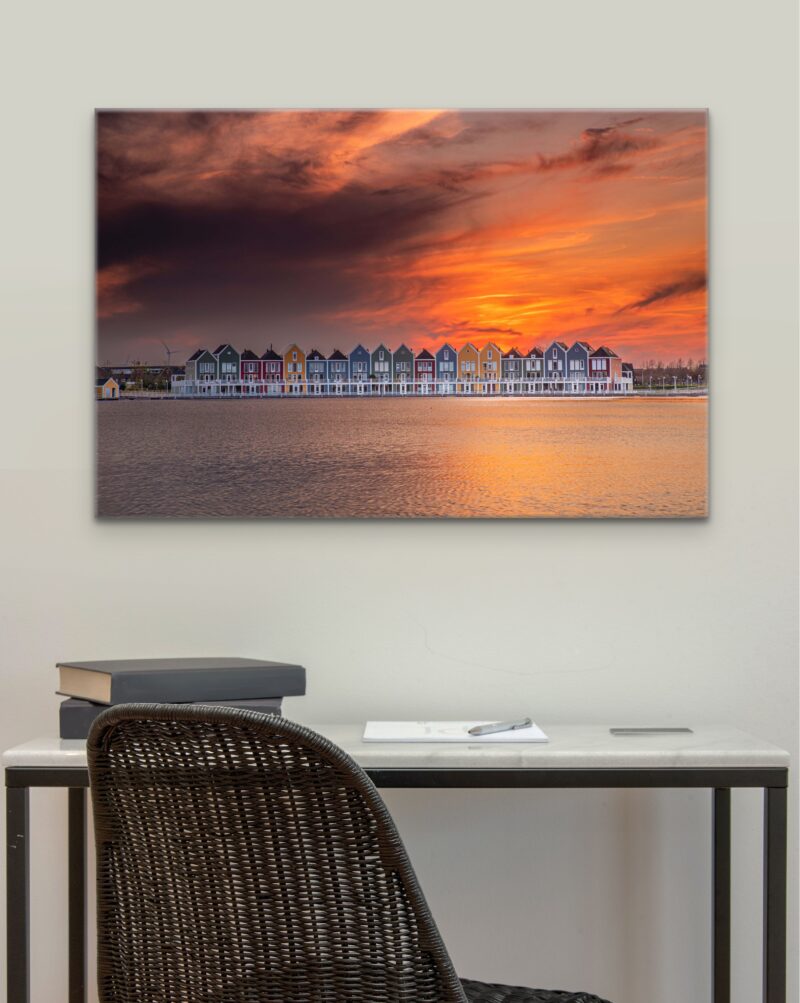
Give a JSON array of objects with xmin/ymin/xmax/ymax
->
[{"xmin": 4, "ymin": 723, "xmax": 789, "ymax": 1003}]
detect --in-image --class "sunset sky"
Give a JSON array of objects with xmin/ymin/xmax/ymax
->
[{"xmin": 97, "ymin": 109, "xmax": 707, "ymax": 367}]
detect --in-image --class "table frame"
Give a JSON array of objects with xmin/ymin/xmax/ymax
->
[{"xmin": 6, "ymin": 764, "xmax": 788, "ymax": 1003}]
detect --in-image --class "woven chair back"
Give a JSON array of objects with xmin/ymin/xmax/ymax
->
[{"xmin": 88, "ymin": 704, "xmax": 467, "ymax": 1003}]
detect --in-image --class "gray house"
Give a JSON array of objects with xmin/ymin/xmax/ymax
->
[
  {"xmin": 544, "ymin": 340, "xmax": 568, "ymax": 388},
  {"xmin": 565, "ymin": 341, "xmax": 593, "ymax": 391},
  {"xmin": 306, "ymin": 349, "xmax": 326, "ymax": 389},
  {"xmin": 435, "ymin": 343, "xmax": 457, "ymax": 389},
  {"xmin": 371, "ymin": 344, "xmax": 392, "ymax": 385},
  {"xmin": 213, "ymin": 344, "xmax": 240, "ymax": 387},
  {"xmin": 185, "ymin": 348, "xmax": 217, "ymax": 382},
  {"xmin": 501, "ymin": 348, "xmax": 523, "ymax": 390},
  {"xmin": 392, "ymin": 344, "xmax": 414, "ymax": 388},
  {"xmin": 523, "ymin": 347, "xmax": 543, "ymax": 386}
]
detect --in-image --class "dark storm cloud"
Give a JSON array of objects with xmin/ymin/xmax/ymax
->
[
  {"xmin": 97, "ymin": 166, "xmax": 486, "ymax": 352},
  {"xmin": 98, "ymin": 179, "xmax": 478, "ymax": 270},
  {"xmin": 442, "ymin": 320, "xmax": 525, "ymax": 339},
  {"xmin": 615, "ymin": 272, "xmax": 707, "ymax": 313}
]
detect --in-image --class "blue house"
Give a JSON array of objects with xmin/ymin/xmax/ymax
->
[
  {"xmin": 565, "ymin": 341, "xmax": 593, "ymax": 392},
  {"xmin": 349, "ymin": 345, "xmax": 370, "ymax": 386},
  {"xmin": 435, "ymin": 343, "xmax": 458, "ymax": 391},
  {"xmin": 306, "ymin": 349, "xmax": 326, "ymax": 391},
  {"xmin": 544, "ymin": 340, "xmax": 568, "ymax": 388}
]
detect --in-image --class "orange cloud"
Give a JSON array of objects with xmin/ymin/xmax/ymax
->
[{"xmin": 97, "ymin": 260, "xmax": 159, "ymax": 318}]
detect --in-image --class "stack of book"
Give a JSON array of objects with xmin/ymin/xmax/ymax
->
[{"xmin": 56, "ymin": 657, "xmax": 306, "ymax": 739}]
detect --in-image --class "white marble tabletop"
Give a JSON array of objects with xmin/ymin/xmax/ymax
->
[{"xmin": 2, "ymin": 724, "xmax": 789, "ymax": 771}]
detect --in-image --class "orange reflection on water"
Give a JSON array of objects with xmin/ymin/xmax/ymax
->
[{"xmin": 98, "ymin": 397, "xmax": 708, "ymax": 518}]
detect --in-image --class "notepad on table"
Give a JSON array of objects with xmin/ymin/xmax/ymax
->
[{"xmin": 362, "ymin": 721, "xmax": 549, "ymax": 743}]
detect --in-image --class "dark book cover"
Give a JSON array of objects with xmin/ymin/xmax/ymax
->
[
  {"xmin": 59, "ymin": 696, "xmax": 284, "ymax": 739},
  {"xmin": 56, "ymin": 657, "xmax": 306, "ymax": 705}
]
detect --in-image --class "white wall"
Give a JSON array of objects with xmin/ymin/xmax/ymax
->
[{"xmin": 1, "ymin": 2, "xmax": 797, "ymax": 1001}]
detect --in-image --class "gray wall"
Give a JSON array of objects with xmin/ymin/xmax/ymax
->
[{"xmin": 0, "ymin": 2, "xmax": 797, "ymax": 1001}]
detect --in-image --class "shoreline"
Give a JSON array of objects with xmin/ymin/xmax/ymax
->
[{"xmin": 105, "ymin": 391, "xmax": 708, "ymax": 402}]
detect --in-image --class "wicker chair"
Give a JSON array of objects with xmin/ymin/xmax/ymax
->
[{"xmin": 87, "ymin": 705, "xmax": 611, "ymax": 1003}]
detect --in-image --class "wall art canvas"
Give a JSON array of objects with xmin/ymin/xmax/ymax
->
[{"xmin": 96, "ymin": 109, "xmax": 708, "ymax": 518}]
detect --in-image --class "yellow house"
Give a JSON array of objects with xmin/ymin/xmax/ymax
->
[
  {"xmin": 283, "ymin": 344, "xmax": 306, "ymax": 393},
  {"xmin": 95, "ymin": 376, "xmax": 119, "ymax": 400},
  {"xmin": 479, "ymin": 342, "xmax": 502, "ymax": 393},
  {"xmin": 457, "ymin": 343, "xmax": 480, "ymax": 393}
]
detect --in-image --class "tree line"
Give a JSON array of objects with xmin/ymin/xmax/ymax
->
[{"xmin": 633, "ymin": 358, "xmax": 707, "ymax": 387}]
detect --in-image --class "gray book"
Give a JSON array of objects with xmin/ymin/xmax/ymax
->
[
  {"xmin": 56, "ymin": 657, "xmax": 305, "ymax": 705},
  {"xmin": 59, "ymin": 696, "xmax": 283, "ymax": 739}
]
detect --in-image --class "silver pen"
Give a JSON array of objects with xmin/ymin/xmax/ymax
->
[{"xmin": 468, "ymin": 717, "xmax": 532, "ymax": 737}]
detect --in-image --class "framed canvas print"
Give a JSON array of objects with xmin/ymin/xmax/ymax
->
[{"xmin": 96, "ymin": 109, "xmax": 707, "ymax": 518}]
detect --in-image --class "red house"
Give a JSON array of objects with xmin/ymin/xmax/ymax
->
[
  {"xmin": 414, "ymin": 348, "xmax": 435, "ymax": 383},
  {"xmin": 589, "ymin": 346, "xmax": 621, "ymax": 392},
  {"xmin": 240, "ymin": 349, "xmax": 262, "ymax": 382},
  {"xmin": 261, "ymin": 346, "xmax": 283, "ymax": 386}
]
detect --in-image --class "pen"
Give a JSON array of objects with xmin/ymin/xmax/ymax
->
[{"xmin": 468, "ymin": 717, "xmax": 533, "ymax": 737}]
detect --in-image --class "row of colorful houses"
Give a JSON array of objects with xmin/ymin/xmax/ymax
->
[{"xmin": 173, "ymin": 341, "xmax": 634, "ymax": 396}]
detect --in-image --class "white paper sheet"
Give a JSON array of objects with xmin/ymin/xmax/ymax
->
[{"xmin": 362, "ymin": 720, "xmax": 549, "ymax": 743}]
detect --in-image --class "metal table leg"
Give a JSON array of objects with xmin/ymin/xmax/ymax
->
[
  {"xmin": 713, "ymin": 788, "xmax": 731, "ymax": 1003},
  {"xmin": 763, "ymin": 785, "xmax": 787, "ymax": 1003},
  {"xmin": 6, "ymin": 784, "xmax": 30, "ymax": 1003},
  {"xmin": 68, "ymin": 788, "xmax": 87, "ymax": 1003}
]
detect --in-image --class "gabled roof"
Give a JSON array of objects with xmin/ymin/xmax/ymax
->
[
  {"xmin": 371, "ymin": 343, "xmax": 391, "ymax": 354},
  {"xmin": 503, "ymin": 348, "xmax": 523, "ymax": 358},
  {"xmin": 435, "ymin": 342, "xmax": 457, "ymax": 355},
  {"xmin": 306, "ymin": 349, "xmax": 325, "ymax": 361},
  {"xmin": 213, "ymin": 343, "xmax": 235, "ymax": 356},
  {"xmin": 240, "ymin": 349, "xmax": 259, "ymax": 361},
  {"xmin": 187, "ymin": 349, "xmax": 206, "ymax": 362},
  {"xmin": 481, "ymin": 342, "xmax": 502, "ymax": 352},
  {"xmin": 283, "ymin": 344, "xmax": 304, "ymax": 355},
  {"xmin": 328, "ymin": 349, "xmax": 347, "ymax": 361},
  {"xmin": 591, "ymin": 345, "xmax": 619, "ymax": 358},
  {"xmin": 526, "ymin": 346, "xmax": 544, "ymax": 358},
  {"xmin": 393, "ymin": 343, "xmax": 413, "ymax": 355},
  {"xmin": 547, "ymin": 340, "xmax": 568, "ymax": 351},
  {"xmin": 459, "ymin": 342, "xmax": 479, "ymax": 353},
  {"xmin": 261, "ymin": 348, "xmax": 281, "ymax": 361},
  {"xmin": 622, "ymin": 362, "xmax": 634, "ymax": 372},
  {"xmin": 571, "ymin": 340, "xmax": 593, "ymax": 351},
  {"xmin": 96, "ymin": 376, "xmax": 117, "ymax": 386},
  {"xmin": 416, "ymin": 348, "xmax": 434, "ymax": 360},
  {"xmin": 349, "ymin": 344, "xmax": 369, "ymax": 355}
]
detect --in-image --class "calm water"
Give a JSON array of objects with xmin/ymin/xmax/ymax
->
[{"xmin": 97, "ymin": 397, "xmax": 708, "ymax": 518}]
